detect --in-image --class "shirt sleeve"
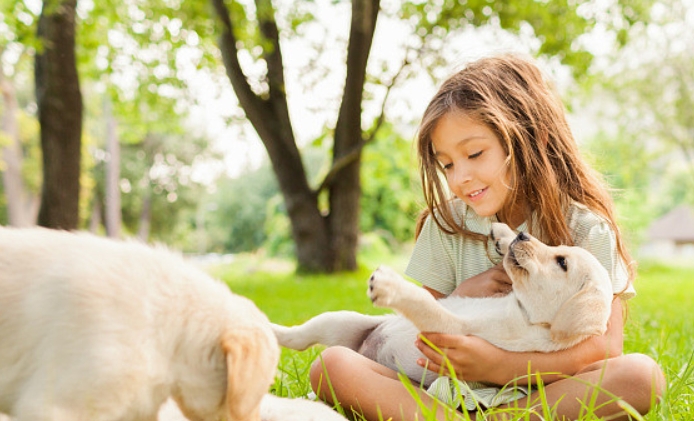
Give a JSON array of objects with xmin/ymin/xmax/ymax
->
[
  {"xmin": 575, "ymin": 220, "xmax": 636, "ymax": 300},
  {"xmin": 405, "ymin": 215, "xmax": 458, "ymax": 295}
]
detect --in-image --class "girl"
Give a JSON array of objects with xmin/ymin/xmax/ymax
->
[{"xmin": 309, "ymin": 54, "xmax": 665, "ymax": 420}]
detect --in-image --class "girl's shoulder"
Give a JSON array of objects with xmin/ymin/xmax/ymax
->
[{"xmin": 565, "ymin": 202, "xmax": 613, "ymax": 242}]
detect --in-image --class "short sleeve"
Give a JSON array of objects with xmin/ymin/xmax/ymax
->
[
  {"xmin": 573, "ymin": 217, "xmax": 636, "ymax": 300},
  {"xmin": 405, "ymin": 215, "xmax": 458, "ymax": 295}
]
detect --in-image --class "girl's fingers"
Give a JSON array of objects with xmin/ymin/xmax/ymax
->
[{"xmin": 420, "ymin": 332, "xmax": 467, "ymax": 349}]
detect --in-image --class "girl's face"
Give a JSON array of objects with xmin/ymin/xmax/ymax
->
[{"xmin": 431, "ymin": 112, "xmax": 517, "ymax": 225}]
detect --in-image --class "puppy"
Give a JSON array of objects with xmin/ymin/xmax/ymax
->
[
  {"xmin": 272, "ymin": 223, "xmax": 614, "ymax": 386},
  {"xmin": 0, "ymin": 226, "xmax": 345, "ymax": 421}
]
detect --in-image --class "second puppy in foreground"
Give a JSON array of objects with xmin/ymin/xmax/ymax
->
[
  {"xmin": 0, "ymin": 226, "xmax": 346, "ymax": 421},
  {"xmin": 272, "ymin": 223, "xmax": 614, "ymax": 386}
]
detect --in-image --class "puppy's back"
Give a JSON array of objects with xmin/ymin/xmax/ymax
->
[{"xmin": 0, "ymin": 227, "xmax": 246, "ymax": 419}]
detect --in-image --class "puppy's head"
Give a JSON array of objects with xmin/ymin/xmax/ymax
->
[{"xmin": 491, "ymin": 223, "xmax": 613, "ymax": 346}]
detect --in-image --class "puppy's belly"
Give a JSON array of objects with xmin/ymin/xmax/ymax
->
[{"xmin": 358, "ymin": 317, "xmax": 438, "ymax": 386}]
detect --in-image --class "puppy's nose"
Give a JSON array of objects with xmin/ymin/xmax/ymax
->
[{"xmin": 516, "ymin": 232, "xmax": 530, "ymax": 242}]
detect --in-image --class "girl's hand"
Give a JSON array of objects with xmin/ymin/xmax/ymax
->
[
  {"xmin": 451, "ymin": 264, "xmax": 511, "ymax": 298},
  {"xmin": 415, "ymin": 333, "xmax": 506, "ymax": 385}
]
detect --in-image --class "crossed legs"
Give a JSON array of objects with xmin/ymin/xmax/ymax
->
[{"xmin": 310, "ymin": 347, "xmax": 665, "ymax": 421}]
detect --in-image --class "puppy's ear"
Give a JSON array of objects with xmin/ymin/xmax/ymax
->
[
  {"xmin": 222, "ymin": 327, "xmax": 279, "ymax": 421},
  {"xmin": 550, "ymin": 283, "xmax": 611, "ymax": 346}
]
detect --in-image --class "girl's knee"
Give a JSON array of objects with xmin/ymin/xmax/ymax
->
[
  {"xmin": 309, "ymin": 346, "xmax": 353, "ymax": 397},
  {"xmin": 620, "ymin": 353, "xmax": 666, "ymax": 400},
  {"xmin": 604, "ymin": 353, "xmax": 666, "ymax": 413},
  {"xmin": 578, "ymin": 353, "xmax": 665, "ymax": 414}
]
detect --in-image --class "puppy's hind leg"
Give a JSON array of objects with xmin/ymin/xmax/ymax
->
[{"xmin": 272, "ymin": 311, "xmax": 390, "ymax": 351}]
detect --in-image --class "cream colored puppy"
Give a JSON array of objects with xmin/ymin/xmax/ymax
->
[
  {"xmin": 0, "ymin": 226, "xmax": 345, "ymax": 421},
  {"xmin": 273, "ymin": 223, "xmax": 614, "ymax": 386}
]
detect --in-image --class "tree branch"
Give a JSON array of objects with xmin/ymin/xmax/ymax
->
[
  {"xmin": 316, "ymin": 32, "xmax": 415, "ymax": 195},
  {"xmin": 210, "ymin": 0, "xmax": 265, "ymax": 122},
  {"xmin": 363, "ymin": 45, "xmax": 415, "ymax": 144}
]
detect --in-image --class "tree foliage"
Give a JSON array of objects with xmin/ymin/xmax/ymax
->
[
  {"xmin": 584, "ymin": 0, "xmax": 694, "ymax": 240},
  {"xmin": 202, "ymin": 0, "xmax": 651, "ymax": 273},
  {"xmin": 360, "ymin": 122, "xmax": 421, "ymax": 243}
]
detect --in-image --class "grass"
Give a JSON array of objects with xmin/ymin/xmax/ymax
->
[{"xmin": 210, "ymin": 253, "xmax": 694, "ymax": 420}]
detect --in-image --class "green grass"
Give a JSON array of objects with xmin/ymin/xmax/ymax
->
[
  {"xmin": 212, "ymin": 255, "xmax": 694, "ymax": 420},
  {"xmin": 625, "ymin": 261, "xmax": 694, "ymax": 420}
]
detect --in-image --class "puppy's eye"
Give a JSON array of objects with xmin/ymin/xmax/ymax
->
[{"xmin": 556, "ymin": 256, "xmax": 568, "ymax": 272}]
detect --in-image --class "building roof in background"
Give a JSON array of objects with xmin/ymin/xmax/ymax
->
[{"xmin": 648, "ymin": 205, "xmax": 694, "ymax": 242}]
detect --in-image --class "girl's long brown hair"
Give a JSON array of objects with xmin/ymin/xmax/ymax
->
[{"xmin": 416, "ymin": 54, "xmax": 635, "ymax": 283}]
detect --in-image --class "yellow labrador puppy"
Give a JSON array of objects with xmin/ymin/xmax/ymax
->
[
  {"xmin": 273, "ymin": 223, "xmax": 614, "ymax": 386},
  {"xmin": 0, "ymin": 227, "xmax": 344, "ymax": 421}
]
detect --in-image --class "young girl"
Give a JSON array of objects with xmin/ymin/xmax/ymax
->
[{"xmin": 309, "ymin": 54, "xmax": 665, "ymax": 420}]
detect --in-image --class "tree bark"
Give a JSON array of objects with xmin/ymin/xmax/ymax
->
[
  {"xmin": 210, "ymin": 0, "xmax": 379, "ymax": 272},
  {"xmin": 212, "ymin": 0, "xmax": 332, "ymax": 272},
  {"xmin": 329, "ymin": 0, "xmax": 380, "ymax": 270},
  {"xmin": 35, "ymin": 0, "xmax": 83, "ymax": 230}
]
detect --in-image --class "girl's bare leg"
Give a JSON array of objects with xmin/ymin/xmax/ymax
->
[
  {"xmin": 311, "ymin": 348, "xmax": 664, "ymax": 421},
  {"xmin": 310, "ymin": 346, "xmax": 462, "ymax": 421},
  {"xmin": 499, "ymin": 353, "xmax": 665, "ymax": 421}
]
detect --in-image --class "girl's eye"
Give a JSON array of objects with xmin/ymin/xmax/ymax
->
[
  {"xmin": 440, "ymin": 162, "xmax": 453, "ymax": 171},
  {"xmin": 468, "ymin": 151, "xmax": 483, "ymax": 159}
]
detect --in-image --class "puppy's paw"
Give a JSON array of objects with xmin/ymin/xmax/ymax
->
[
  {"xmin": 368, "ymin": 265, "xmax": 412, "ymax": 308},
  {"xmin": 491, "ymin": 222, "xmax": 516, "ymax": 256}
]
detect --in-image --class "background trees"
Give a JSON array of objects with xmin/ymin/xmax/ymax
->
[
  {"xmin": 206, "ymin": 0, "xmax": 646, "ymax": 272},
  {"xmin": 35, "ymin": 0, "xmax": 82, "ymax": 229},
  {"xmin": 4, "ymin": 0, "xmax": 694, "ymax": 270}
]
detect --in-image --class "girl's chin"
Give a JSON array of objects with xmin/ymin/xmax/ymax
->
[{"xmin": 467, "ymin": 205, "xmax": 498, "ymax": 218}]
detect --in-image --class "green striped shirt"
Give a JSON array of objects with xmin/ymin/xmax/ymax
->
[{"xmin": 405, "ymin": 199, "xmax": 634, "ymax": 299}]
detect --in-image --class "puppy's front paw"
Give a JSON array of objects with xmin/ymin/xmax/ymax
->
[
  {"xmin": 491, "ymin": 222, "xmax": 516, "ymax": 256},
  {"xmin": 368, "ymin": 265, "xmax": 410, "ymax": 308}
]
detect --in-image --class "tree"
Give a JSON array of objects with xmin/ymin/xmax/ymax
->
[
  {"xmin": 208, "ymin": 0, "xmax": 648, "ymax": 273},
  {"xmin": 585, "ymin": 0, "xmax": 693, "ymax": 236},
  {"xmin": 209, "ymin": 0, "xmax": 373, "ymax": 273},
  {"xmin": 35, "ymin": 0, "xmax": 82, "ymax": 229}
]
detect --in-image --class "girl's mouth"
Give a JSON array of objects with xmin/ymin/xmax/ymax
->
[{"xmin": 467, "ymin": 188, "xmax": 486, "ymax": 201}]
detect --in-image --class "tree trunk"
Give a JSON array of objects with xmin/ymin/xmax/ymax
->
[
  {"xmin": 329, "ymin": 0, "xmax": 380, "ymax": 271},
  {"xmin": 210, "ymin": 0, "xmax": 379, "ymax": 272},
  {"xmin": 212, "ymin": 0, "xmax": 331, "ymax": 272},
  {"xmin": 35, "ymin": 0, "xmax": 83, "ymax": 230}
]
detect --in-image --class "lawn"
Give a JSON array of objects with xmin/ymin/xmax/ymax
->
[{"xmin": 212, "ymin": 253, "xmax": 694, "ymax": 420}]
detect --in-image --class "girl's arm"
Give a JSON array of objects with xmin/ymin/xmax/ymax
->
[
  {"xmin": 415, "ymin": 297, "xmax": 624, "ymax": 386},
  {"xmin": 423, "ymin": 264, "xmax": 512, "ymax": 299}
]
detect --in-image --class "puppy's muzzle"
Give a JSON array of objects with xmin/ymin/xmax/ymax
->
[{"xmin": 507, "ymin": 232, "xmax": 530, "ymax": 267}]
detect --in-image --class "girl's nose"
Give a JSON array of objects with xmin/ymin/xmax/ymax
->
[{"xmin": 451, "ymin": 164, "xmax": 472, "ymax": 185}]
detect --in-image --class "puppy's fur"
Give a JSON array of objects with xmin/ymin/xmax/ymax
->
[
  {"xmin": 0, "ymin": 227, "xmax": 345, "ymax": 421},
  {"xmin": 273, "ymin": 223, "xmax": 614, "ymax": 386}
]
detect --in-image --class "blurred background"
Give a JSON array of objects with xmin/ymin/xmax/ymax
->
[{"xmin": 2, "ymin": 0, "xmax": 694, "ymax": 273}]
